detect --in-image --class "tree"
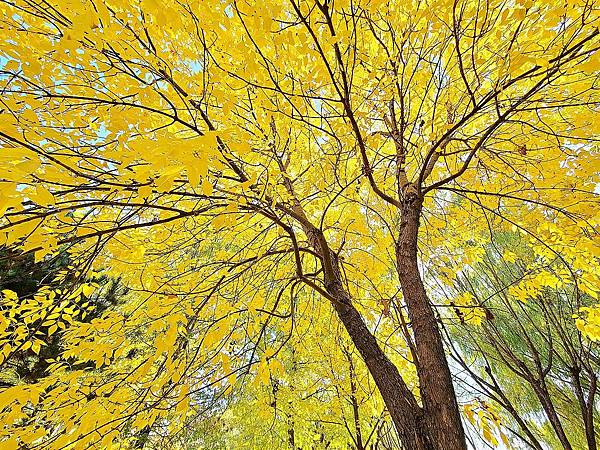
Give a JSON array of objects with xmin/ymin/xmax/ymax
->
[
  {"xmin": 0, "ymin": 247, "xmax": 121, "ymax": 386},
  {"xmin": 441, "ymin": 232, "xmax": 599, "ymax": 449},
  {"xmin": 0, "ymin": 0, "xmax": 598, "ymax": 448}
]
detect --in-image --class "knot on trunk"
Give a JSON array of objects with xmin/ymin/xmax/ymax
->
[{"xmin": 401, "ymin": 182, "xmax": 419, "ymax": 204}]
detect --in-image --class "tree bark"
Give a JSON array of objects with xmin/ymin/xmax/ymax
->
[
  {"xmin": 531, "ymin": 381, "xmax": 572, "ymax": 450},
  {"xmin": 290, "ymin": 192, "xmax": 459, "ymax": 449},
  {"xmin": 395, "ymin": 195, "xmax": 467, "ymax": 450},
  {"xmin": 287, "ymin": 418, "xmax": 295, "ymax": 450},
  {"xmin": 571, "ymin": 367, "xmax": 597, "ymax": 450},
  {"xmin": 328, "ymin": 280, "xmax": 432, "ymax": 450}
]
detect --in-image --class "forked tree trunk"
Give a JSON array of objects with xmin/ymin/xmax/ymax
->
[
  {"xmin": 298, "ymin": 199, "xmax": 465, "ymax": 449},
  {"xmin": 395, "ymin": 196, "xmax": 467, "ymax": 450},
  {"xmin": 329, "ymin": 285, "xmax": 432, "ymax": 450}
]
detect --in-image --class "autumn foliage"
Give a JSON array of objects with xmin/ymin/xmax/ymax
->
[{"xmin": 0, "ymin": 0, "xmax": 598, "ymax": 448}]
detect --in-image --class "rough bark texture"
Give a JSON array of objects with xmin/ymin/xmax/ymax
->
[
  {"xmin": 291, "ymin": 186, "xmax": 465, "ymax": 449},
  {"xmin": 584, "ymin": 375, "xmax": 597, "ymax": 450},
  {"xmin": 532, "ymin": 381, "xmax": 572, "ymax": 450},
  {"xmin": 395, "ymin": 195, "xmax": 467, "ymax": 450},
  {"xmin": 329, "ymin": 286, "xmax": 432, "ymax": 450}
]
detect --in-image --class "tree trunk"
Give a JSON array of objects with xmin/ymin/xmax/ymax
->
[
  {"xmin": 395, "ymin": 196, "xmax": 467, "ymax": 450},
  {"xmin": 287, "ymin": 418, "xmax": 295, "ymax": 450},
  {"xmin": 572, "ymin": 367, "xmax": 597, "ymax": 450},
  {"xmin": 328, "ymin": 280, "xmax": 432, "ymax": 450},
  {"xmin": 531, "ymin": 381, "xmax": 572, "ymax": 450},
  {"xmin": 584, "ymin": 374, "xmax": 597, "ymax": 450},
  {"xmin": 295, "ymin": 200, "xmax": 458, "ymax": 449}
]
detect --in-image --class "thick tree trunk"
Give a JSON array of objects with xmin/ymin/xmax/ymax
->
[
  {"xmin": 532, "ymin": 381, "xmax": 572, "ymax": 450},
  {"xmin": 287, "ymin": 419, "xmax": 295, "ymax": 450},
  {"xmin": 584, "ymin": 375, "xmax": 597, "ymax": 450},
  {"xmin": 294, "ymin": 198, "xmax": 461, "ymax": 449},
  {"xmin": 328, "ymin": 280, "xmax": 432, "ymax": 450},
  {"xmin": 571, "ymin": 368, "xmax": 596, "ymax": 450},
  {"xmin": 395, "ymin": 196, "xmax": 467, "ymax": 450}
]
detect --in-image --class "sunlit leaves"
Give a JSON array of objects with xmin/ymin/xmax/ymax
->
[
  {"xmin": 575, "ymin": 305, "xmax": 600, "ymax": 342},
  {"xmin": 0, "ymin": 0, "xmax": 598, "ymax": 447}
]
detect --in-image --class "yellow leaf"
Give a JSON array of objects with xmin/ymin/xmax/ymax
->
[
  {"xmin": 137, "ymin": 185, "xmax": 153, "ymax": 199},
  {"xmin": 579, "ymin": 56, "xmax": 599, "ymax": 73},
  {"xmin": 201, "ymin": 178, "xmax": 213, "ymax": 196},
  {"xmin": 33, "ymin": 186, "xmax": 55, "ymax": 206},
  {"xmin": 1, "ymin": 437, "xmax": 18, "ymax": 450},
  {"xmin": 31, "ymin": 341, "xmax": 41, "ymax": 355},
  {"xmin": 81, "ymin": 284, "xmax": 95, "ymax": 297},
  {"xmin": 2, "ymin": 289, "xmax": 18, "ymax": 301}
]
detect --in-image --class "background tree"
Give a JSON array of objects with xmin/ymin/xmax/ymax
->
[
  {"xmin": 0, "ymin": 248, "xmax": 125, "ymax": 386},
  {"xmin": 174, "ymin": 312, "xmax": 402, "ymax": 450},
  {"xmin": 0, "ymin": 0, "xmax": 598, "ymax": 448},
  {"xmin": 437, "ymin": 232, "xmax": 599, "ymax": 449}
]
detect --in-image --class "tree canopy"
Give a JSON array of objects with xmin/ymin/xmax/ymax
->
[{"xmin": 0, "ymin": 0, "xmax": 598, "ymax": 448}]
